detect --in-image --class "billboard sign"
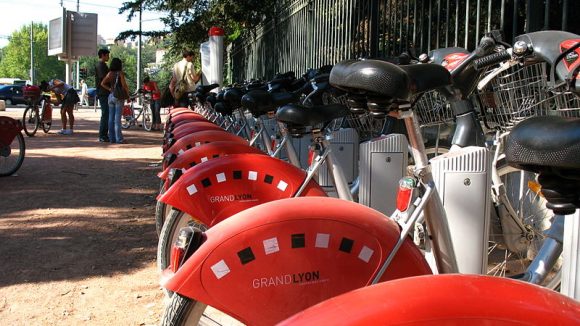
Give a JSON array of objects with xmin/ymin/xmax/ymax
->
[
  {"xmin": 48, "ymin": 8, "xmax": 66, "ymax": 56},
  {"xmin": 69, "ymin": 11, "xmax": 98, "ymax": 57},
  {"xmin": 47, "ymin": 10, "xmax": 98, "ymax": 58}
]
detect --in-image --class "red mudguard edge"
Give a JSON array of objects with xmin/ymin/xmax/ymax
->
[{"xmin": 280, "ymin": 274, "xmax": 580, "ymax": 325}]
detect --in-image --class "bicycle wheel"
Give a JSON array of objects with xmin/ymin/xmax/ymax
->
[
  {"xmin": 0, "ymin": 131, "xmax": 25, "ymax": 176},
  {"xmin": 155, "ymin": 179, "xmax": 172, "ymax": 237},
  {"xmin": 122, "ymin": 106, "xmax": 133, "ymax": 129},
  {"xmin": 22, "ymin": 106, "xmax": 39, "ymax": 137},
  {"xmin": 487, "ymin": 162, "xmax": 561, "ymax": 288},
  {"xmin": 143, "ymin": 105, "xmax": 153, "ymax": 131},
  {"xmin": 161, "ymin": 293, "xmax": 243, "ymax": 326},
  {"xmin": 41, "ymin": 121, "xmax": 52, "ymax": 133},
  {"xmin": 157, "ymin": 209, "xmax": 207, "ymax": 273}
]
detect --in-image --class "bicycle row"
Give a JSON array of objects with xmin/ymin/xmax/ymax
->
[{"xmin": 151, "ymin": 30, "xmax": 580, "ymax": 325}]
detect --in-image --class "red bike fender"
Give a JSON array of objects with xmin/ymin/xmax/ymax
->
[
  {"xmin": 280, "ymin": 274, "xmax": 580, "ymax": 325},
  {"xmin": 158, "ymin": 154, "xmax": 327, "ymax": 226},
  {"xmin": 169, "ymin": 122, "xmax": 223, "ymax": 141},
  {"xmin": 0, "ymin": 117, "xmax": 22, "ymax": 144},
  {"xmin": 163, "ymin": 197, "xmax": 431, "ymax": 326},
  {"xmin": 162, "ymin": 130, "xmax": 247, "ymax": 156},
  {"xmin": 158, "ymin": 142, "xmax": 264, "ymax": 179},
  {"xmin": 168, "ymin": 107, "xmax": 190, "ymax": 115},
  {"xmin": 167, "ymin": 109, "xmax": 200, "ymax": 118},
  {"xmin": 169, "ymin": 116, "xmax": 209, "ymax": 130}
]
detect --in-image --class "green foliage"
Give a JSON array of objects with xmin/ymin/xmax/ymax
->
[
  {"xmin": 118, "ymin": 0, "xmax": 278, "ymax": 52},
  {"xmin": 0, "ymin": 23, "xmax": 65, "ymax": 84}
]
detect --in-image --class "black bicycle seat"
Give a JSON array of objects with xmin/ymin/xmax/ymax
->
[
  {"xmin": 223, "ymin": 87, "xmax": 245, "ymax": 108},
  {"xmin": 241, "ymin": 89, "xmax": 300, "ymax": 116},
  {"xmin": 505, "ymin": 116, "xmax": 580, "ymax": 173},
  {"xmin": 196, "ymin": 84, "xmax": 219, "ymax": 95},
  {"xmin": 330, "ymin": 59, "xmax": 451, "ymax": 100},
  {"xmin": 276, "ymin": 103, "xmax": 348, "ymax": 131},
  {"xmin": 214, "ymin": 101, "xmax": 234, "ymax": 116}
]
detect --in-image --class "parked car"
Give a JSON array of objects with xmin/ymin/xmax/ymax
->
[
  {"xmin": 87, "ymin": 87, "xmax": 97, "ymax": 106},
  {"xmin": 0, "ymin": 85, "xmax": 26, "ymax": 105},
  {"xmin": 76, "ymin": 87, "xmax": 97, "ymax": 106}
]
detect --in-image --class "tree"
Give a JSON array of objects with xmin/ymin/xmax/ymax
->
[
  {"xmin": 117, "ymin": 0, "xmax": 278, "ymax": 54},
  {"xmin": 0, "ymin": 23, "xmax": 65, "ymax": 83}
]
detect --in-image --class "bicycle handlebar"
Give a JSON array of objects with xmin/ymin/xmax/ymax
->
[{"xmin": 473, "ymin": 51, "xmax": 512, "ymax": 70}]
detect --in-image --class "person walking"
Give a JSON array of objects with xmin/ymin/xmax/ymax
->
[
  {"xmin": 79, "ymin": 79, "xmax": 89, "ymax": 106},
  {"xmin": 100, "ymin": 58, "xmax": 130, "ymax": 144},
  {"xmin": 95, "ymin": 48, "xmax": 110, "ymax": 142},
  {"xmin": 40, "ymin": 79, "xmax": 79, "ymax": 135},
  {"xmin": 142, "ymin": 76, "xmax": 162, "ymax": 131},
  {"xmin": 170, "ymin": 49, "xmax": 201, "ymax": 108}
]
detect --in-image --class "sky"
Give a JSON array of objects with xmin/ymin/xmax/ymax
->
[{"xmin": 0, "ymin": 0, "xmax": 167, "ymax": 47}]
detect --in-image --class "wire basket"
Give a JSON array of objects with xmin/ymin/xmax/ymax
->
[
  {"xmin": 477, "ymin": 63, "xmax": 553, "ymax": 132},
  {"xmin": 551, "ymin": 90, "xmax": 580, "ymax": 118},
  {"xmin": 413, "ymin": 90, "xmax": 454, "ymax": 127}
]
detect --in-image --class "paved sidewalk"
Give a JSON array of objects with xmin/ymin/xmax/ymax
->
[{"xmin": 0, "ymin": 107, "xmax": 165, "ymax": 325}]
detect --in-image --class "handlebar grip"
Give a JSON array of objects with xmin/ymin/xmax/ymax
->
[{"xmin": 473, "ymin": 51, "xmax": 511, "ymax": 70}]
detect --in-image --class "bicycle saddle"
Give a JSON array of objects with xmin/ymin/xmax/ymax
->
[
  {"xmin": 223, "ymin": 87, "xmax": 245, "ymax": 108},
  {"xmin": 214, "ymin": 101, "xmax": 234, "ymax": 116},
  {"xmin": 241, "ymin": 89, "xmax": 300, "ymax": 116},
  {"xmin": 329, "ymin": 59, "xmax": 451, "ymax": 100},
  {"xmin": 196, "ymin": 84, "xmax": 219, "ymax": 95},
  {"xmin": 506, "ymin": 116, "xmax": 580, "ymax": 172},
  {"xmin": 206, "ymin": 93, "xmax": 217, "ymax": 107},
  {"xmin": 506, "ymin": 116, "xmax": 580, "ymax": 214},
  {"xmin": 276, "ymin": 103, "xmax": 348, "ymax": 136}
]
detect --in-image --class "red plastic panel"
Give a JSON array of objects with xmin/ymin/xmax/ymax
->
[
  {"xmin": 170, "ymin": 116, "xmax": 210, "ymax": 130},
  {"xmin": 443, "ymin": 52, "xmax": 469, "ymax": 71},
  {"xmin": 162, "ymin": 130, "xmax": 248, "ymax": 156},
  {"xmin": 281, "ymin": 274, "xmax": 580, "ymax": 325},
  {"xmin": 159, "ymin": 141, "xmax": 264, "ymax": 179},
  {"xmin": 163, "ymin": 197, "xmax": 431, "ymax": 325},
  {"xmin": 158, "ymin": 154, "xmax": 327, "ymax": 226},
  {"xmin": 168, "ymin": 107, "xmax": 190, "ymax": 114},
  {"xmin": 170, "ymin": 121, "xmax": 221, "ymax": 139},
  {"xmin": 168, "ymin": 124, "xmax": 223, "ymax": 142},
  {"xmin": 0, "ymin": 117, "xmax": 22, "ymax": 144},
  {"xmin": 561, "ymin": 39, "xmax": 580, "ymax": 74}
]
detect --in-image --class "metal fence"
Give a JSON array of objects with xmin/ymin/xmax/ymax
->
[{"xmin": 228, "ymin": 0, "xmax": 579, "ymax": 83}]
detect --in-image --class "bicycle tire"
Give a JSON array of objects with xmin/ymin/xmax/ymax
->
[
  {"xmin": 487, "ymin": 161, "xmax": 561, "ymax": 288},
  {"xmin": 143, "ymin": 104, "xmax": 153, "ymax": 131},
  {"xmin": 161, "ymin": 293, "xmax": 244, "ymax": 326},
  {"xmin": 22, "ymin": 106, "xmax": 39, "ymax": 137},
  {"xmin": 122, "ymin": 106, "xmax": 133, "ymax": 129},
  {"xmin": 0, "ymin": 131, "xmax": 25, "ymax": 176},
  {"xmin": 41, "ymin": 121, "xmax": 52, "ymax": 133},
  {"xmin": 157, "ymin": 209, "xmax": 207, "ymax": 273},
  {"xmin": 155, "ymin": 179, "xmax": 170, "ymax": 237}
]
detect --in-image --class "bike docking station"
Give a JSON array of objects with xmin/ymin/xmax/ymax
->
[
  {"xmin": 430, "ymin": 146, "xmax": 492, "ymax": 274},
  {"xmin": 359, "ymin": 133, "xmax": 409, "ymax": 216},
  {"xmin": 562, "ymin": 209, "xmax": 580, "ymax": 300}
]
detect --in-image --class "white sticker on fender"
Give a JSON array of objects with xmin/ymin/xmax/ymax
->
[
  {"xmin": 358, "ymin": 246, "xmax": 374, "ymax": 263},
  {"xmin": 315, "ymin": 233, "xmax": 330, "ymax": 248},
  {"xmin": 186, "ymin": 184, "xmax": 198, "ymax": 195},
  {"xmin": 263, "ymin": 237, "xmax": 280, "ymax": 254},
  {"xmin": 277, "ymin": 180, "xmax": 288, "ymax": 191},
  {"xmin": 211, "ymin": 260, "xmax": 231, "ymax": 279},
  {"xmin": 248, "ymin": 171, "xmax": 258, "ymax": 181}
]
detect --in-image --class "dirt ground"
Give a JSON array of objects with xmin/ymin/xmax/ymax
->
[{"xmin": 0, "ymin": 106, "xmax": 165, "ymax": 325}]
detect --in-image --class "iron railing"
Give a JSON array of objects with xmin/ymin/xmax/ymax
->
[{"xmin": 228, "ymin": 0, "xmax": 578, "ymax": 83}]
